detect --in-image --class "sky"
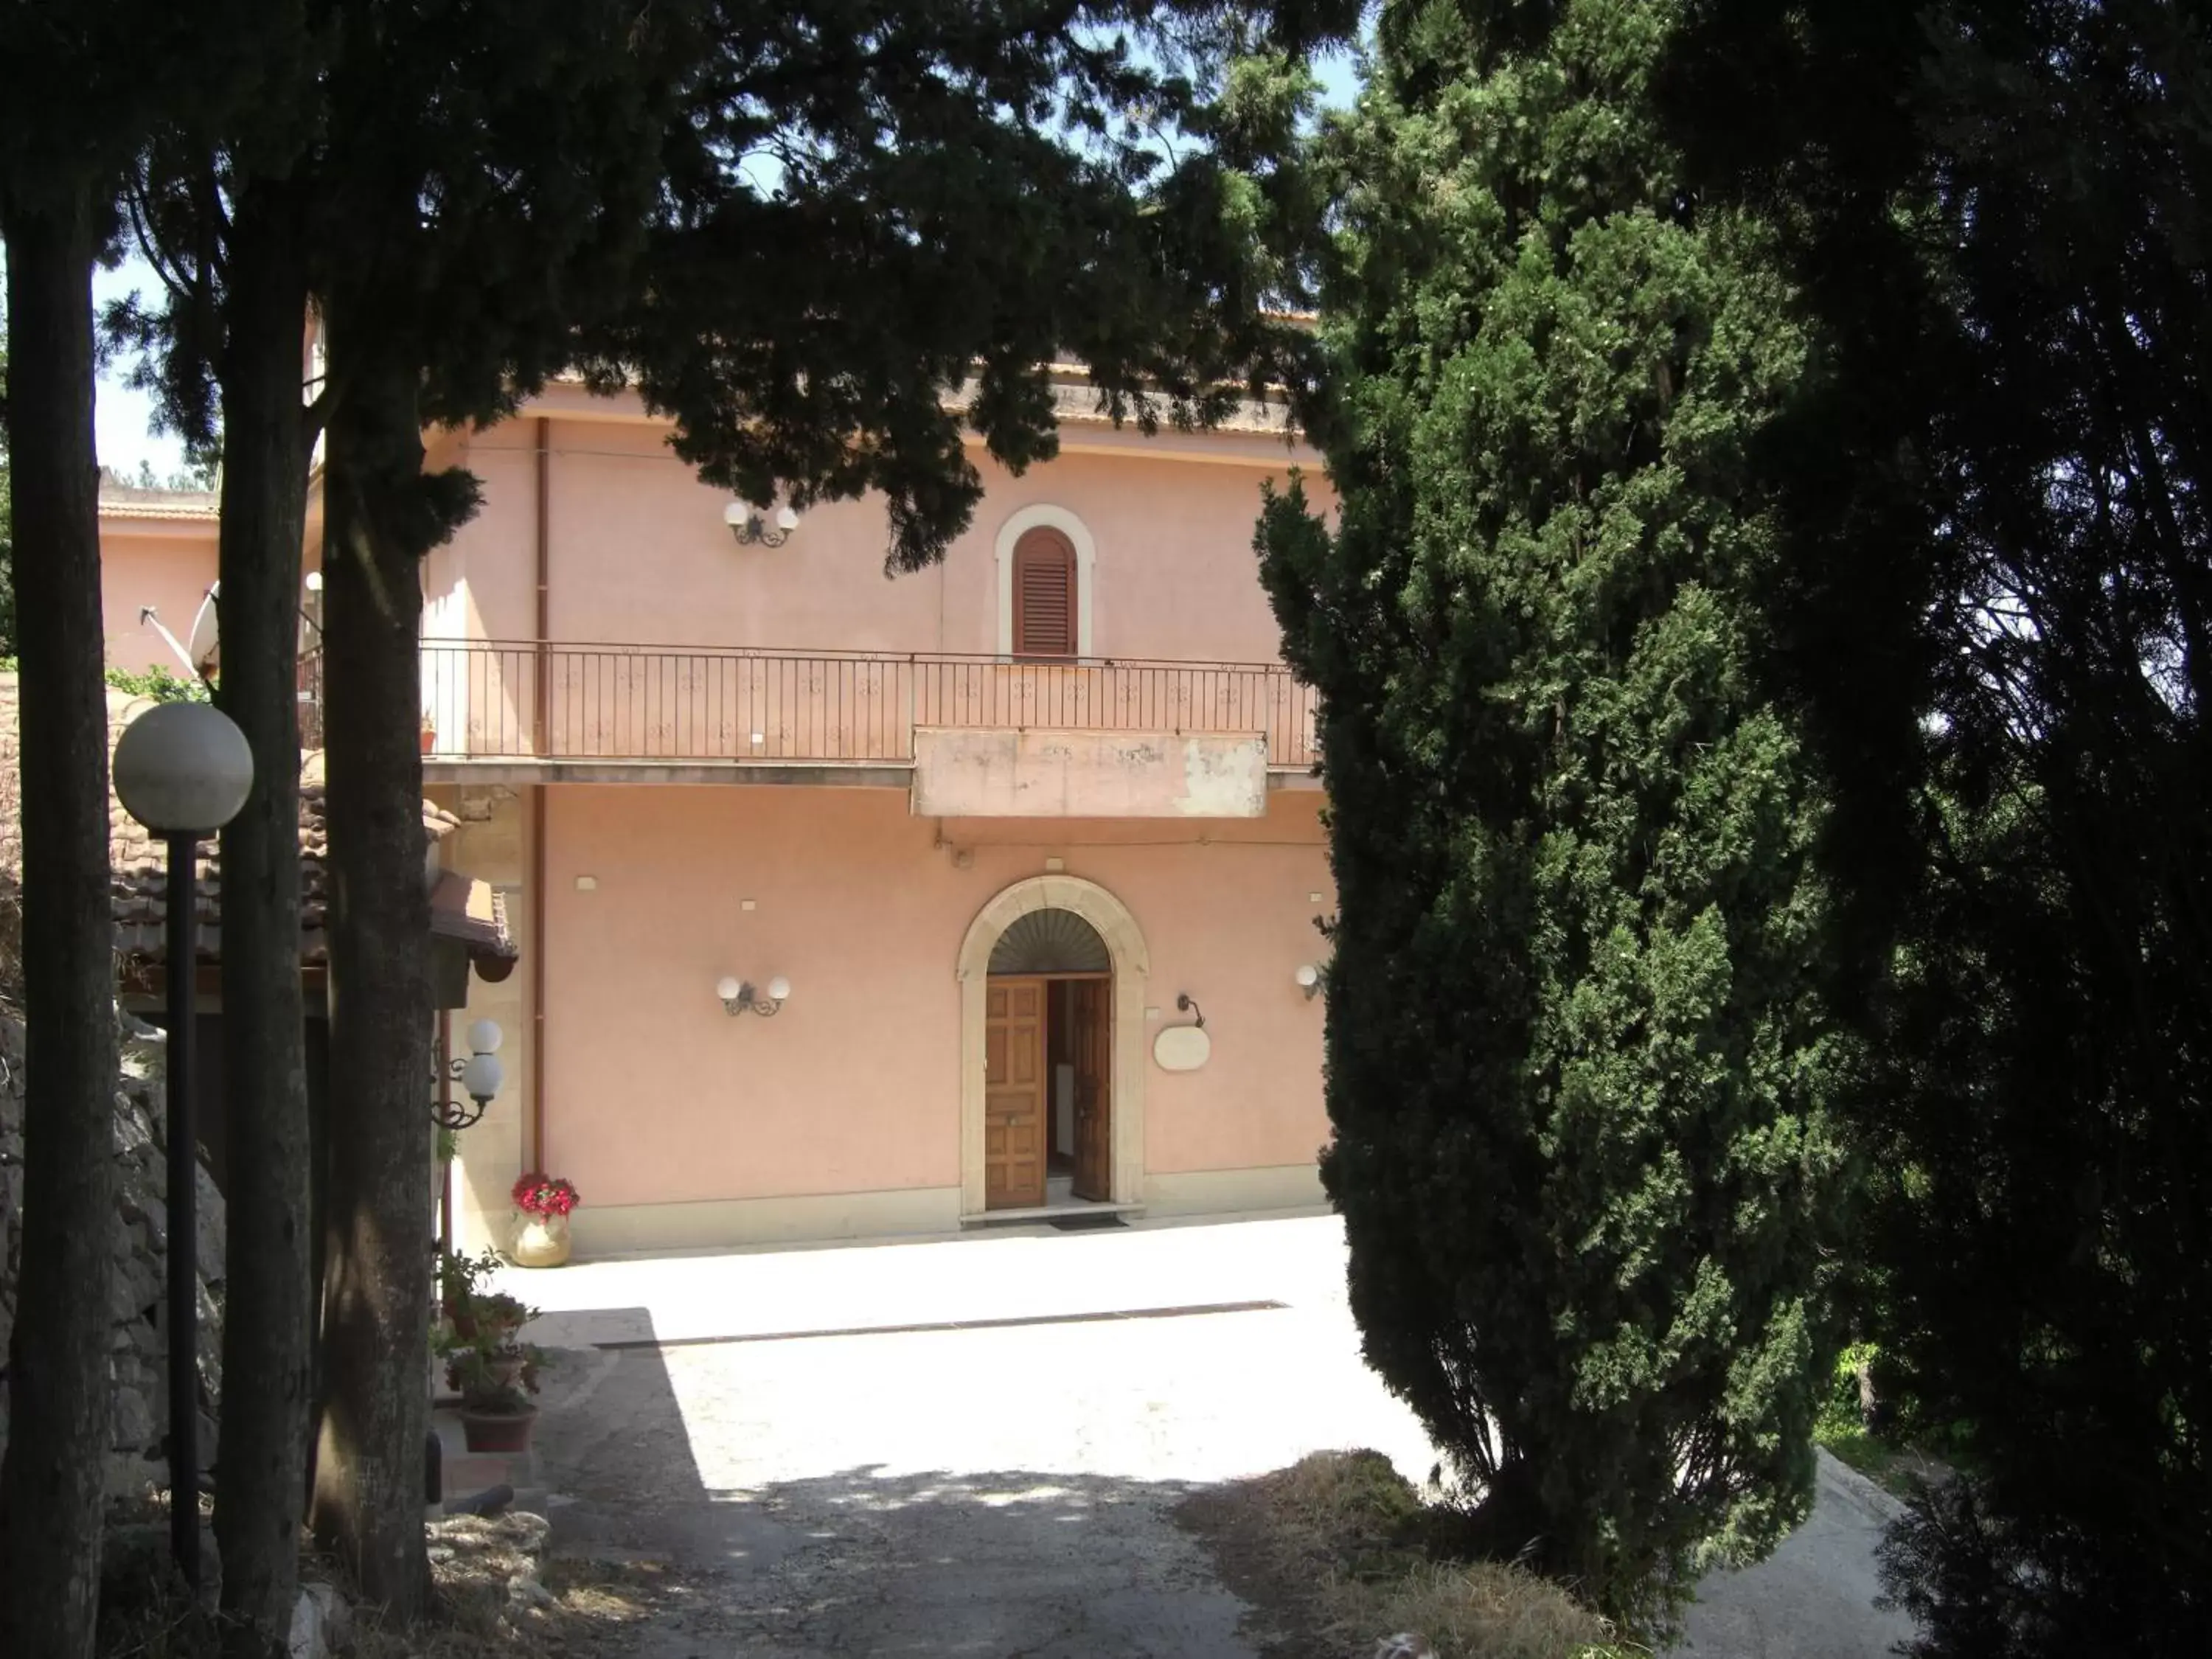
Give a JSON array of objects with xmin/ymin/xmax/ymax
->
[
  {"xmin": 95, "ymin": 256, "xmax": 187, "ymax": 481},
  {"xmin": 91, "ymin": 41, "xmax": 1365, "ymax": 480}
]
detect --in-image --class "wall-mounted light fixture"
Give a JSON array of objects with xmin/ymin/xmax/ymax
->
[
  {"xmin": 432, "ymin": 1020, "xmax": 506, "ymax": 1130},
  {"xmin": 1294, "ymin": 963, "xmax": 1323, "ymax": 1001},
  {"xmin": 1175, "ymin": 992, "xmax": 1206, "ymax": 1029},
  {"xmin": 725, "ymin": 499, "xmax": 801, "ymax": 548},
  {"xmin": 717, "ymin": 974, "xmax": 791, "ymax": 1017}
]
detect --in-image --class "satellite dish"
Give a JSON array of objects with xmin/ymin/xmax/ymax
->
[
  {"xmin": 186, "ymin": 582, "xmax": 221, "ymax": 669},
  {"xmin": 137, "ymin": 608, "xmax": 200, "ymax": 679}
]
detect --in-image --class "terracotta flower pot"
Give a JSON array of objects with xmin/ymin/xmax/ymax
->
[
  {"xmin": 512, "ymin": 1212, "xmax": 571, "ymax": 1268},
  {"xmin": 460, "ymin": 1403, "xmax": 539, "ymax": 1454},
  {"xmin": 420, "ymin": 727, "xmax": 437, "ymax": 754}
]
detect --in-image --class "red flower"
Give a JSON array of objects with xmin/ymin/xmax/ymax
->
[{"xmin": 512, "ymin": 1172, "xmax": 581, "ymax": 1218}]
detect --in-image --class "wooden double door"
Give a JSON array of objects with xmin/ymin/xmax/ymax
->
[{"xmin": 984, "ymin": 974, "xmax": 1110, "ymax": 1209}]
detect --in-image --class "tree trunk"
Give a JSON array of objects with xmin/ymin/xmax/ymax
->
[
  {"xmin": 307, "ymin": 323, "xmax": 434, "ymax": 1620},
  {"xmin": 0, "ymin": 184, "xmax": 121, "ymax": 1659},
  {"xmin": 212, "ymin": 178, "xmax": 316, "ymax": 1657}
]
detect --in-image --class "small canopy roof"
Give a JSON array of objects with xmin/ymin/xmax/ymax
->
[{"xmin": 0, "ymin": 677, "xmax": 517, "ymax": 978}]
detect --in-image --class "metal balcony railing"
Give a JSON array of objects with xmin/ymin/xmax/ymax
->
[{"xmin": 319, "ymin": 639, "xmax": 1318, "ymax": 770}]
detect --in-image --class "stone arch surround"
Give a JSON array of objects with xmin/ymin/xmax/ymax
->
[
  {"xmin": 993, "ymin": 503, "xmax": 1097, "ymax": 658},
  {"xmin": 956, "ymin": 874, "xmax": 1148, "ymax": 1214}
]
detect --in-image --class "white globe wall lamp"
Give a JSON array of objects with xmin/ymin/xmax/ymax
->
[
  {"xmin": 717, "ymin": 973, "xmax": 791, "ymax": 1017},
  {"xmin": 725, "ymin": 499, "xmax": 801, "ymax": 548}
]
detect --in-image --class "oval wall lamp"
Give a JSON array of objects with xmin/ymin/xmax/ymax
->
[
  {"xmin": 717, "ymin": 974, "xmax": 791, "ymax": 1017},
  {"xmin": 726, "ymin": 500, "xmax": 801, "ymax": 547},
  {"xmin": 1295, "ymin": 963, "xmax": 1323, "ymax": 1001}
]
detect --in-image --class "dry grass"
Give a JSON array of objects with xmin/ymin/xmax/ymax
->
[
  {"xmin": 1184, "ymin": 1450, "xmax": 1638, "ymax": 1659},
  {"xmin": 345, "ymin": 1513, "xmax": 699, "ymax": 1658},
  {"xmin": 88, "ymin": 1490, "xmax": 700, "ymax": 1658},
  {"xmin": 1371, "ymin": 1559, "xmax": 1629, "ymax": 1659},
  {"xmin": 95, "ymin": 1589, "xmax": 220, "ymax": 1659}
]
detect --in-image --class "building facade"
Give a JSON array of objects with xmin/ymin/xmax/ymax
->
[{"xmin": 97, "ymin": 375, "xmax": 1337, "ymax": 1257}]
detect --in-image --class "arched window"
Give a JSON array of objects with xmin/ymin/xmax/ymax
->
[{"xmin": 1012, "ymin": 527, "xmax": 1079, "ymax": 658}]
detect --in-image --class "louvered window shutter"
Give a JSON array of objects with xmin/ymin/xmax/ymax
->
[{"xmin": 1013, "ymin": 530, "xmax": 1077, "ymax": 657}]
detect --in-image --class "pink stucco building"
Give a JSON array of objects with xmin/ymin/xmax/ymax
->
[
  {"xmin": 97, "ymin": 371, "xmax": 1336, "ymax": 1256},
  {"xmin": 98, "ymin": 485, "xmax": 223, "ymax": 676}
]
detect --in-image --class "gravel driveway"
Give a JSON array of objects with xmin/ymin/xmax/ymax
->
[{"xmin": 508, "ymin": 1214, "xmax": 1910, "ymax": 1658}]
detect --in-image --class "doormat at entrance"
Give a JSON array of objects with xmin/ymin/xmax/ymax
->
[{"xmin": 1046, "ymin": 1212, "xmax": 1129, "ymax": 1231}]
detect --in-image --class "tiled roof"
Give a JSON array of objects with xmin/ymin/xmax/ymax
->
[
  {"xmin": 539, "ymin": 361, "xmax": 1306, "ymax": 439},
  {"xmin": 0, "ymin": 675, "xmax": 512, "ymax": 968},
  {"xmin": 97, "ymin": 481, "xmax": 222, "ymax": 522},
  {"xmin": 1010, "ymin": 369, "xmax": 1300, "ymax": 438}
]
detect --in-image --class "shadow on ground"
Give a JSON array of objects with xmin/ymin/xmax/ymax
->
[
  {"xmin": 524, "ymin": 1311, "xmax": 1258, "ymax": 1658},
  {"xmin": 516, "ymin": 1294, "xmax": 1910, "ymax": 1659}
]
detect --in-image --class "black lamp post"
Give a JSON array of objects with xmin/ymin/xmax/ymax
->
[{"xmin": 113, "ymin": 700, "xmax": 254, "ymax": 1591}]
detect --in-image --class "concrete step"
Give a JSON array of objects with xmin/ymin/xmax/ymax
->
[{"xmin": 431, "ymin": 1407, "xmax": 539, "ymax": 1500}]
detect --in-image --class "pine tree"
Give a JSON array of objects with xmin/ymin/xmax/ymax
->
[
  {"xmin": 586, "ymin": 2, "xmax": 1347, "ymax": 569},
  {"xmin": 1258, "ymin": 0, "xmax": 1847, "ymax": 1622},
  {"xmin": 209, "ymin": 173, "xmax": 323, "ymax": 1659},
  {"xmin": 123, "ymin": 24, "xmax": 332, "ymax": 1644},
  {"xmin": 294, "ymin": 0, "xmax": 1352, "ymax": 1617},
  {"xmin": 0, "ymin": 161, "xmax": 116, "ymax": 1659},
  {"xmin": 1, "ymin": 5, "xmax": 279, "ymax": 1648},
  {"xmin": 120, "ymin": 0, "xmax": 1349, "ymax": 1621}
]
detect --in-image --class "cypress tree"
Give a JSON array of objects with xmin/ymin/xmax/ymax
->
[
  {"xmin": 1259, "ymin": 0, "xmax": 1846, "ymax": 1621},
  {"xmin": 1663, "ymin": 3, "xmax": 2212, "ymax": 1649},
  {"xmin": 0, "ymin": 327, "xmax": 11, "ymax": 656}
]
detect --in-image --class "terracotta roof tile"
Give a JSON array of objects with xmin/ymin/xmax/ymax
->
[{"xmin": 97, "ymin": 481, "xmax": 223, "ymax": 521}]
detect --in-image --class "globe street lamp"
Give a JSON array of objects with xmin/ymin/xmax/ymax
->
[{"xmin": 111, "ymin": 701, "xmax": 254, "ymax": 1590}]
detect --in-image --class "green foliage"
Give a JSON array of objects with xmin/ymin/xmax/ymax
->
[
  {"xmin": 582, "ymin": 1, "xmax": 1357, "ymax": 571},
  {"xmin": 1663, "ymin": 1, "xmax": 2212, "ymax": 1652},
  {"xmin": 1808, "ymin": 1342, "xmax": 1921, "ymax": 1500},
  {"xmin": 435, "ymin": 1246, "xmax": 503, "ymax": 1313},
  {"xmin": 1259, "ymin": 0, "xmax": 1848, "ymax": 1625},
  {"xmin": 98, "ymin": 462, "xmax": 220, "ymax": 493},
  {"xmin": 102, "ymin": 664, "xmax": 210, "ymax": 703},
  {"xmin": 1812, "ymin": 1342, "xmax": 1871, "ymax": 1445},
  {"xmin": 432, "ymin": 1257, "xmax": 544, "ymax": 1414}
]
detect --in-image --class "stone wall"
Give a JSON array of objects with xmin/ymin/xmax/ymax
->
[{"xmin": 0, "ymin": 1009, "xmax": 225, "ymax": 1500}]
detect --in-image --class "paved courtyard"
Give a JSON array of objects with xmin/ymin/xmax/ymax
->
[{"xmin": 507, "ymin": 1213, "xmax": 1911, "ymax": 1657}]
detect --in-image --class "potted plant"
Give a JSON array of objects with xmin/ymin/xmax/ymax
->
[
  {"xmin": 436, "ymin": 1284, "xmax": 546, "ymax": 1453},
  {"xmin": 510, "ymin": 1172, "xmax": 580, "ymax": 1267},
  {"xmin": 420, "ymin": 712, "xmax": 437, "ymax": 754},
  {"xmin": 437, "ymin": 1245, "xmax": 504, "ymax": 1336}
]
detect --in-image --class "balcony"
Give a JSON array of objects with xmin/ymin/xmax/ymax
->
[{"xmin": 303, "ymin": 640, "xmax": 1321, "ymax": 790}]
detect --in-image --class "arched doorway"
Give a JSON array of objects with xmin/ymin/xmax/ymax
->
[{"xmin": 958, "ymin": 876, "xmax": 1149, "ymax": 1216}]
